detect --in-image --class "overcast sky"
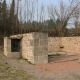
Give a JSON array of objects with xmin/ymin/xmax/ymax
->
[
  {"xmin": 5, "ymin": 0, "xmax": 70, "ymax": 22},
  {"xmin": 6, "ymin": 0, "xmax": 68, "ymax": 5},
  {"xmin": 5, "ymin": 0, "xmax": 78, "ymax": 28}
]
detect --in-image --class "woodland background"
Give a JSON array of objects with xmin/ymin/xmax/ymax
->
[{"xmin": 0, "ymin": 0, "xmax": 80, "ymax": 44}]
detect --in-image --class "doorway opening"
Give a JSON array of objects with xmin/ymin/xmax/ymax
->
[{"xmin": 11, "ymin": 39, "xmax": 21, "ymax": 52}]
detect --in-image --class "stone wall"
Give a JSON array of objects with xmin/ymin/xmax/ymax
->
[
  {"xmin": 4, "ymin": 37, "xmax": 11, "ymax": 57},
  {"xmin": 33, "ymin": 33, "xmax": 48, "ymax": 64},
  {"xmin": 4, "ymin": 37, "xmax": 21, "ymax": 58},
  {"xmin": 4, "ymin": 32, "xmax": 48, "ymax": 64},
  {"xmin": 22, "ymin": 33, "xmax": 48, "ymax": 64},
  {"xmin": 48, "ymin": 37, "xmax": 80, "ymax": 54},
  {"xmin": 48, "ymin": 37, "xmax": 61, "ymax": 53},
  {"xmin": 22, "ymin": 33, "xmax": 34, "ymax": 63},
  {"xmin": 4, "ymin": 33, "xmax": 80, "ymax": 64},
  {"xmin": 61, "ymin": 37, "xmax": 80, "ymax": 54}
]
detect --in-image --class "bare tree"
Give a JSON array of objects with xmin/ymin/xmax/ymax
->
[
  {"xmin": 74, "ymin": 7, "xmax": 80, "ymax": 36},
  {"xmin": 48, "ymin": 0, "xmax": 80, "ymax": 36}
]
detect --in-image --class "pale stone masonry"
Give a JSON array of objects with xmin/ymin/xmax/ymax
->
[
  {"xmin": 48, "ymin": 37, "xmax": 80, "ymax": 54},
  {"xmin": 4, "ymin": 37, "xmax": 22, "ymax": 58},
  {"xmin": 48, "ymin": 37, "xmax": 61, "ymax": 52},
  {"xmin": 4, "ymin": 32, "xmax": 80, "ymax": 64},
  {"xmin": 4, "ymin": 32, "xmax": 48, "ymax": 64},
  {"xmin": 21, "ymin": 33, "xmax": 48, "ymax": 64},
  {"xmin": 61, "ymin": 37, "xmax": 80, "ymax": 54}
]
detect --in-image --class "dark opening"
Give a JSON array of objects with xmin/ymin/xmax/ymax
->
[{"xmin": 11, "ymin": 39, "xmax": 21, "ymax": 52}]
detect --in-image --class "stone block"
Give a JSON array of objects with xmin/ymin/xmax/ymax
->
[
  {"xmin": 33, "ymin": 33, "xmax": 40, "ymax": 39},
  {"xmin": 6, "ymin": 46, "xmax": 11, "ymax": 52},
  {"xmin": 4, "ymin": 33, "xmax": 48, "ymax": 64},
  {"xmin": 7, "ymin": 52, "xmax": 21, "ymax": 59},
  {"xmin": 34, "ymin": 32, "xmax": 48, "ymax": 39},
  {"xmin": 30, "ymin": 39, "xmax": 34, "ymax": 46},
  {"xmin": 34, "ymin": 56, "xmax": 48, "ymax": 64},
  {"xmin": 34, "ymin": 47, "xmax": 48, "ymax": 56},
  {"xmin": 22, "ymin": 33, "xmax": 34, "ymax": 39},
  {"xmin": 22, "ymin": 52, "xmax": 27, "ymax": 59},
  {"xmin": 40, "ymin": 33, "xmax": 48, "ymax": 39},
  {"xmin": 29, "ymin": 56, "xmax": 35, "ymax": 64},
  {"xmin": 34, "ymin": 56, "xmax": 39, "ymax": 64},
  {"xmin": 7, "ymin": 39, "xmax": 11, "ymax": 45},
  {"xmin": 40, "ymin": 39, "xmax": 48, "ymax": 47},
  {"xmin": 4, "ymin": 38, "xmax": 7, "ymax": 46},
  {"xmin": 6, "ymin": 53, "xmax": 11, "ymax": 58},
  {"xmin": 4, "ymin": 37, "xmax": 11, "ymax": 45},
  {"xmin": 34, "ymin": 39, "xmax": 39, "ymax": 46},
  {"xmin": 4, "ymin": 52, "xmax": 7, "ymax": 56}
]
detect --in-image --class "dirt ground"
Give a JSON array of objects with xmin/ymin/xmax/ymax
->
[{"xmin": 1, "ymin": 47, "xmax": 80, "ymax": 80}]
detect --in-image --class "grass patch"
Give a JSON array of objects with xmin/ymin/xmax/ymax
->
[
  {"xmin": 48, "ymin": 53, "xmax": 62, "ymax": 58},
  {"xmin": 73, "ymin": 74, "xmax": 80, "ymax": 80},
  {"xmin": 0, "ymin": 64, "xmax": 5, "ymax": 66},
  {"xmin": 10, "ymin": 70, "xmax": 35, "ymax": 80},
  {"xmin": 18, "ymin": 57, "xmax": 35, "ymax": 65},
  {"xmin": 18, "ymin": 56, "xmax": 23, "ymax": 60},
  {"xmin": 0, "ymin": 65, "xmax": 35, "ymax": 80},
  {"xmin": 0, "ymin": 51, "xmax": 36, "ymax": 80},
  {"xmin": 27, "ymin": 60, "xmax": 35, "ymax": 65},
  {"xmin": 0, "ymin": 75, "xmax": 9, "ymax": 79},
  {"xmin": 0, "ymin": 60, "xmax": 34, "ymax": 80}
]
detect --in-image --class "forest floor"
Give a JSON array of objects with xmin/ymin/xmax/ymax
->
[{"xmin": 1, "ymin": 46, "xmax": 80, "ymax": 80}]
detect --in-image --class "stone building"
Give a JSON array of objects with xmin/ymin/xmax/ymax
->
[
  {"xmin": 4, "ymin": 32, "xmax": 80, "ymax": 64},
  {"xmin": 4, "ymin": 32, "xmax": 48, "ymax": 64}
]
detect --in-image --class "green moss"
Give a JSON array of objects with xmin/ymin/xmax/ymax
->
[
  {"xmin": 10, "ymin": 70, "xmax": 35, "ymax": 80},
  {"xmin": 48, "ymin": 53, "xmax": 62, "ymax": 58},
  {"xmin": 0, "ymin": 75, "xmax": 9, "ymax": 79},
  {"xmin": 0, "ymin": 52, "xmax": 36, "ymax": 80},
  {"xmin": 21, "ymin": 35, "xmax": 23, "ymax": 39},
  {"xmin": 27, "ymin": 61, "xmax": 34, "ymax": 65},
  {"xmin": 0, "ymin": 64, "xmax": 4, "ymax": 66},
  {"xmin": 18, "ymin": 56, "xmax": 23, "ymax": 60}
]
